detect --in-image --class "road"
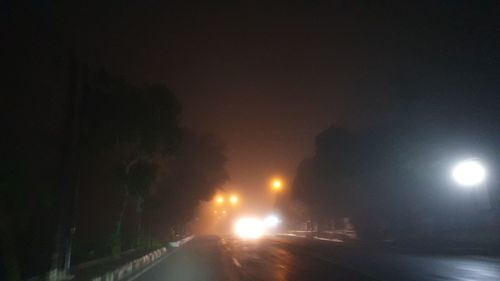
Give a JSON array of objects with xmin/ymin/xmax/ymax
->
[{"xmin": 135, "ymin": 235, "xmax": 500, "ymax": 281}]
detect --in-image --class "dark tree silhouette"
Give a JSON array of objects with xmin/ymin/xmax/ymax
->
[
  {"xmin": 79, "ymin": 71, "xmax": 182, "ymax": 257},
  {"xmin": 147, "ymin": 130, "xmax": 229, "ymax": 239}
]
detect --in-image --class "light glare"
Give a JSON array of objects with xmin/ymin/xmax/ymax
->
[
  {"xmin": 215, "ymin": 196, "xmax": 224, "ymax": 204},
  {"xmin": 264, "ymin": 215, "xmax": 281, "ymax": 228},
  {"xmin": 234, "ymin": 217, "xmax": 264, "ymax": 239},
  {"xmin": 229, "ymin": 195, "xmax": 239, "ymax": 204},
  {"xmin": 452, "ymin": 160, "xmax": 486, "ymax": 187},
  {"xmin": 271, "ymin": 178, "xmax": 283, "ymax": 191}
]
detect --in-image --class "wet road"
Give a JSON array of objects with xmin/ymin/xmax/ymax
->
[{"xmin": 135, "ymin": 235, "xmax": 500, "ymax": 281}]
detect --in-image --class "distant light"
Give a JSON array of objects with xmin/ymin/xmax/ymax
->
[
  {"xmin": 271, "ymin": 178, "xmax": 283, "ymax": 191},
  {"xmin": 222, "ymin": 210, "xmax": 227, "ymax": 215},
  {"xmin": 264, "ymin": 215, "xmax": 281, "ymax": 228},
  {"xmin": 229, "ymin": 195, "xmax": 239, "ymax": 205},
  {"xmin": 215, "ymin": 196, "xmax": 224, "ymax": 204},
  {"xmin": 234, "ymin": 217, "xmax": 264, "ymax": 239},
  {"xmin": 452, "ymin": 159, "xmax": 486, "ymax": 187}
]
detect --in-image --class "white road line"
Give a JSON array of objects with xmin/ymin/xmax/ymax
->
[
  {"xmin": 313, "ymin": 236, "xmax": 343, "ymax": 243},
  {"xmin": 232, "ymin": 257, "xmax": 242, "ymax": 268}
]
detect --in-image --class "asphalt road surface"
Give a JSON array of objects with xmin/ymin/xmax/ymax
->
[{"xmin": 134, "ymin": 235, "xmax": 500, "ymax": 281}]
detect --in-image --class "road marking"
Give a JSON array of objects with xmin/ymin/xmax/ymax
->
[
  {"xmin": 232, "ymin": 257, "xmax": 242, "ymax": 268},
  {"xmin": 313, "ymin": 236, "xmax": 343, "ymax": 243}
]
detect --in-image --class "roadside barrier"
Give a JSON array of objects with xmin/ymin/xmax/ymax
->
[
  {"xmin": 90, "ymin": 235, "xmax": 194, "ymax": 281},
  {"xmin": 90, "ymin": 248, "xmax": 166, "ymax": 281}
]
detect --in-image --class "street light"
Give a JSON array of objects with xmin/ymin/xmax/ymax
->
[
  {"xmin": 452, "ymin": 159, "xmax": 486, "ymax": 187},
  {"xmin": 271, "ymin": 178, "xmax": 283, "ymax": 191},
  {"xmin": 215, "ymin": 195, "xmax": 224, "ymax": 204},
  {"xmin": 229, "ymin": 195, "xmax": 239, "ymax": 205},
  {"xmin": 451, "ymin": 158, "xmax": 491, "ymax": 210}
]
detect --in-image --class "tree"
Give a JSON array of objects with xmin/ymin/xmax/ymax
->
[
  {"xmin": 147, "ymin": 130, "xmax": 228, "ymax": 239},
  {"xmin": 81, "ymin": 71, "xmax": 181, "ymax": 256}
]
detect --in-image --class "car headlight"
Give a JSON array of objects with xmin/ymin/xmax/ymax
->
[{"xmin": 234, "ymin": 217, "xmax": 264, "ymax": 239}]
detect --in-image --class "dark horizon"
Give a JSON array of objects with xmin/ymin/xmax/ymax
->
[{"xmin": 60, "ymin": 1, "xmax": 499, "ymax": 201}]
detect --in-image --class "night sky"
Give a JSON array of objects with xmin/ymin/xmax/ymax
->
[{"xmin": 64, "ymin": 1, "xmax": 498, "ymax": 205}]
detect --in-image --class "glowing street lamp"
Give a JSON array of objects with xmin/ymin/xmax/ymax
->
[
  {"xmin": 215, "ymin": 195, "xmax": 225, "ymax": 204},
  {"xmin": 271, "ymin": 178, "xmax": 283, "ymax": 191},
  {"xmin": 452, "ymin": 159, "xmax": 486, "ymax": 187},
  {"xmin": 451, "ymin": 158, "xmax": 491, "ymax": 210},
  {"xmin": 229, "ymin": 195, "xmax": 239, "ymax": 205}
]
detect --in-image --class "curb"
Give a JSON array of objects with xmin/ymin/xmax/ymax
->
[
  {"xmin": 168, "ymin": 235, "xmax": 194, "ymax": 248},
  {"xmin": 89, "ymin": 248, "xmax": 166, "ymax": 281},
  {"xmin": 89, "ymin": 235, "xmax": 194, "ymax": 281}
]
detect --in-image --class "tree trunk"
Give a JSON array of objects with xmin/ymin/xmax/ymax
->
[
  {"xmin": 136, "ymin": 196, "xmax": 145, "ymax": 247},
  {"xmin": 136, "ymin": 210, "xmax": 143, "ymax": 247},
  {"xmin": 0, "ymin": 213, "xmax": 21, "ymax": 281},
  {"xmin": 137, "ymin": 211, "xmax": 142, "ymax": 234},
  {"xmin": 112, "ymin": 186, "xmax": 129, "ymax": 258},
  {"xmin": 112, "ymin": 155, "xmax": 139, "ymax": 258}
]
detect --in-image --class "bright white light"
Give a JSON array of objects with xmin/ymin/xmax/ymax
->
[
  {"xmin": 452, "ymin": 159, "xmax": 486, "ymax": 187},
  {"xmin": 234, "ymin": 217, "xmax": 264, "ymax": 239},
  {"xmin": 264, "ymin": 215, "xmax": 281, "ymax": 228}
]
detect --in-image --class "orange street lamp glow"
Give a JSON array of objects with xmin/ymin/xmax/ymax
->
[
  {"xmin": 215, "ymin": 196, "xmax": 224, "ymax": 204},
  {"xmin": 271, "ymin": 179, "xmax": 283, "ymax": 191},
  {"xmin": 229, "ymin": 195, "xmax": 239, "ymax": 205}
]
